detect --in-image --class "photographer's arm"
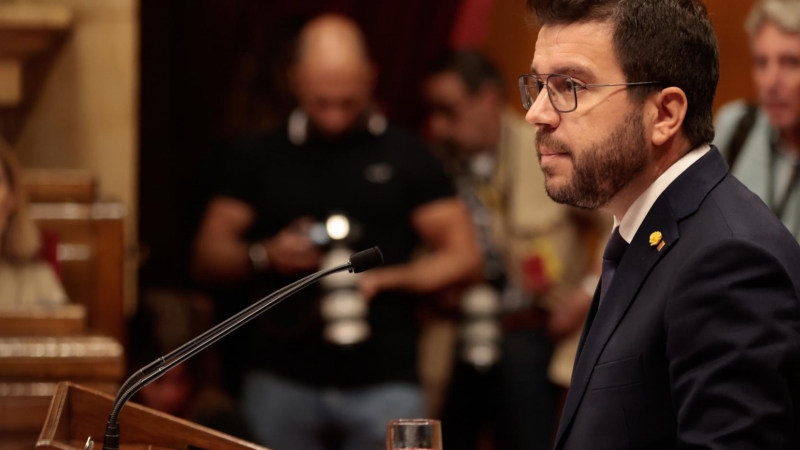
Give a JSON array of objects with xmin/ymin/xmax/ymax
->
[
  {"xmin": 360, "ymin": 197, "xmax": 482, "ymax": 300},
  {"xmin": 192, "ymin": 196, "xmax": 321, "ymax": 284},
  {"xmin": 192, "ymin": 196, "xmax": 256, "ymax": 283}
]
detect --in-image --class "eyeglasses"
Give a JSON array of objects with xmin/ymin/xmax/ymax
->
[{"xmin": 518, "ymin": 74, "xmax": 660, "ymax": 113}]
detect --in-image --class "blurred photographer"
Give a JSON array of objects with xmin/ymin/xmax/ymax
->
[{"xmin": 192, "ymin": 14, "xmax": 480, "ymax": 450}]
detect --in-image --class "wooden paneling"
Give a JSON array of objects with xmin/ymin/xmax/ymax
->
[
  {"xmin": 0, "ymin": 383, "xmax": 115, "ymax": 443},
  {"xmin": 31, "ymin": 203, "xmax": 126, "ymax": 344},
  {"xmin": 0, "ymin": 305, "xmax": 86, "ymax": 336},
  {"xmin": 0, "ymin": 193, "xmax": 126, "ymax": 450},
  {"xmin": 22, "ymin": 170, "xmax": 96, "ymax": 204},
  {"xmin": 0, "ymin": 383, "xmax": 117, "ymax": 434},
  {"xmin": 0, "ymin": 336, "xmax": 123, "ymax": 450},
  {"xmin": 0, "ymin": 394, "xmax": 54, "ymax": 433},
  {"xmin": 483, "ymin": 0, "xmax": 758, "ymax": 113},
  {"xmin": 13, "ymin": 0, "xmax": 139, "ymax": 317},
  {"xmin": 0, "ymin": 336, "xmax": 124, "ymax": 380},
  {"xmin": 0, "ymin": 3, "xmax": 72, "ymax": 110}
]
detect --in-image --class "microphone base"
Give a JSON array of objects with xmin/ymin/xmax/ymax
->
[{"xmin": 102, "ymin": 422, "xmax": 120, "ymax": 450}]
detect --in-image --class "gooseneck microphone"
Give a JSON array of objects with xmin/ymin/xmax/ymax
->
[
  {"xmin": 101, "ymin": 246, "xmax": 384, "ymax": 450},
  {"xmin": 348, "ymin": 246, "xmax": 384, "ymax": 273}
]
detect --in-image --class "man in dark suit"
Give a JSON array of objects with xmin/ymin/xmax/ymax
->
[{"xmin": 519, "ymin": 0, "xmax": 800, "ymax": 448}]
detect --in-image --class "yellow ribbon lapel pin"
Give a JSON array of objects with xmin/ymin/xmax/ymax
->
[{"xmin": 649, "ymin": 231, "xmax": 666, "ymax": 251}]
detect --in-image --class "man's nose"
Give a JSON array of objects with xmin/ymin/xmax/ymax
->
[{"xmin": 524, "ymin": 89, "xmax": 560, "ymax": 130}]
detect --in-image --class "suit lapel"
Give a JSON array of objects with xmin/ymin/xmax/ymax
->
[
  {"xmin": 555, "ymin": 203, "xmax": 679, "ymax": 446},
  {"xmin": 574, "ymin": 286, "xmax": 600, "ymax": 362},
  {"xmin": 554, "ymin": 148, "xmax": 730, "ymax": 448}
]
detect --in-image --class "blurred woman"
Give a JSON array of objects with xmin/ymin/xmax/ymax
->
[{"xmin": 0, "ymin": 148, "xmax": 67, "ymax": 309}]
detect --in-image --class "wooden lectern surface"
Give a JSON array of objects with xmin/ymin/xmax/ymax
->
[{"xmin": 37, "ymin": 383, "xmax": 269, "ymax": 450}]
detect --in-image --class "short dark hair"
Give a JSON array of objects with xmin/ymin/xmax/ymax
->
[
  {"xmin": 427, "ymin": 50, "xmax": 506, "ymax": 96},
  {"xmin": 528, "ymin": 0, "xmax": 719, "ymax": 148}
]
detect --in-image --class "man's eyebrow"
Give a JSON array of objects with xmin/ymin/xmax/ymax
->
[
  {"xmin": 530, "ymin": 65, "xmax": 592, "ymax": 79},
  {"xmin": 554, "ymin": 65, "xmax": 592, "ymax": 78}
]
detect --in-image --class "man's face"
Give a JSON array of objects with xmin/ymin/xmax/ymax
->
[
  {"xmin": 293, "ymin": 62, "xmax": 374, "ymax": 138},
  {"xmin": 752, "ymin": 21, "xmax": 800, "ymax": 133},
  {"xmin": 424, "ymin": 72, "xmax": 499, "ymax": 155},
  {"xmin": 525, "ymin": 21, "xmax": 650, "ymax": 210}
]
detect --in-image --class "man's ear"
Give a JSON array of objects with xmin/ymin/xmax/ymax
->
[{"xmin": 649, "ymin": 87, "xmax": 688, "ymax": 146}]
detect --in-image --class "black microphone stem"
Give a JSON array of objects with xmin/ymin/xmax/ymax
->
[
  {"xmin": 102, "ymin": 262, "xmax": 352, "ymax": 450},
  {"xmin": 114, "ymin": 268, "xmax": 323, "ymax": 397}
]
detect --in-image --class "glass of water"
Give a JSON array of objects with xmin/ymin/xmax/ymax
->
[{"xmin": 386, "ymin": 419, "xmax": 442, "ymax": 450}]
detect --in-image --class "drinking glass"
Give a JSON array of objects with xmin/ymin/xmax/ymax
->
[{"xmin": 386, "ymin": 419, "xmax": 443, "ymax": 450}]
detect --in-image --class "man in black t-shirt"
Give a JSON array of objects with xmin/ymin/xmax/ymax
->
[{"xmin": 193, "ymin": 14, "xmax": 481, "ymax": 450}]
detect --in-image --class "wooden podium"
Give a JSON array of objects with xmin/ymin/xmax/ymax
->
[{"xmin": 36, "ymin": 383, "xmax": 268, "ymax": 450}]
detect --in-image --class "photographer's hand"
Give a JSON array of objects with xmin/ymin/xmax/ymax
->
[{"xmin": 264, "ymin": 217, "xmax": 323, "ymax": 275}]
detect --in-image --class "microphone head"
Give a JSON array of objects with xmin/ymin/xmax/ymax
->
[{"xmin": 349, "ymin": 247, "xmax": 384, "ymax": 273}]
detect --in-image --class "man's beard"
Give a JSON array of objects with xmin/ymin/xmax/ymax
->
[{"xmin": 536, "ymin": 107, "xmax": 649, "ymax": 210}]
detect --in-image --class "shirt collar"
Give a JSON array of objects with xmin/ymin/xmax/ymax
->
[
  {"xmin": 614, "ymin": 145, "xmax": 711, "ymax": 243},
  {"xmin": 288, "ymin": 108, "xmax": 388, "ymax": 146}
]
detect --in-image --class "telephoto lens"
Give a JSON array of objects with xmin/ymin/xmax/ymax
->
[
  {"xmin": 309, "ymin": 212, "xmax": 373, "ymax": 345},
  {"xmin": 459, "ymin": 283, "xmax": 502, "ymax": 368},
  {"xmin": 319, "ymin": 247, "xmax": 371, "ymax": 345}
]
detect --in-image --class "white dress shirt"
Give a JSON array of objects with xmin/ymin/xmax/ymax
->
[{"xmin": 615, "ymin": 145, "xmax": 712, "ymax": 243}]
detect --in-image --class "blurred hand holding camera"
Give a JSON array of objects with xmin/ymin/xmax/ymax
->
[{"xmin": 262, "ymin": 217, "xmax": 322, "ymax": 275}]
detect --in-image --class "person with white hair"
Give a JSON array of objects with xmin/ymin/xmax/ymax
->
[{"xmin": 714, "ymin": 0, "xmax": 800, "ymax": 240}]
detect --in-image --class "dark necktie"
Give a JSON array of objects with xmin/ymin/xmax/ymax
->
[{"xmin": 599, "ymin": 227, "xmax": 629, "ymax": 305}]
